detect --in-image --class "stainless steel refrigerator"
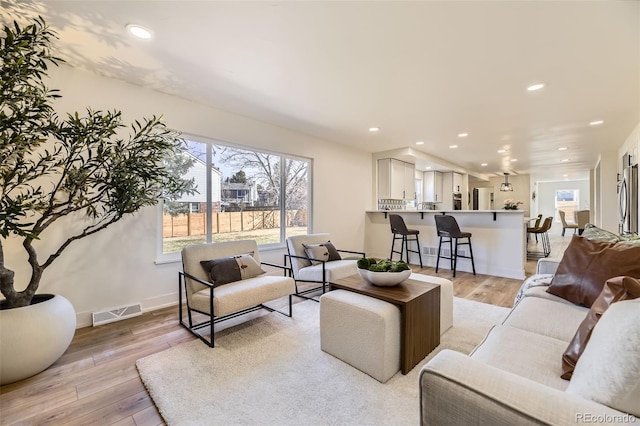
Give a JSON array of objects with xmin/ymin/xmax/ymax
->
[
  {"xmin": 472, "ymin": 188, "xmax": 493, "ymax": 210},
  {"xmin": 619, "ymin": 153, "xmax": 638, "ymax": 235}
]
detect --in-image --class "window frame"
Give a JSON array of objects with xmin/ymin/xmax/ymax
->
[{"xmin": 155, "ymin": 134, "xmax": 313, "ymax": 264}]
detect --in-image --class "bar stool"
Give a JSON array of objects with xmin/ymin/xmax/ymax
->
[
  {"xmin": 389, "ymin": 214, "xmax": 423, "ymax": 267},
  {"xmin": 527, "ymin": 216, "xmax": 553, "ymax": 258},
  {"xmin": 434, "ymin": 214, "xmax": 476, "ymax": 278}
]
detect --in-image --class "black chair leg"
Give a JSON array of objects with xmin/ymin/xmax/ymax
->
[
  {"xmin": 449, "ymin": 238, "xmax": 454, "ymax": 273},
  {"xmin": 389, "ymin": 235, "xmax": 395, "ymax": 260},
  {"xmin": 468, "ymin": 238, "xmax": 476, "ymax": 275},
  {"xmin": 416, "ymin": 235, "xmax": 423, "ymax": 267},
  {"xmin": 435, "ymin": 237, "xmax": 443, "ymax": 273},
  {"xmin": 452, "ymin": 238, "xmax": 458, "ymax": 278}
]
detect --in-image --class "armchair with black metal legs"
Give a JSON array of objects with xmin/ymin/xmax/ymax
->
[
  {"xmin": 178, "ymin": 240, "xmax": 295, "ymax": 347},
  {"xmin": 285, "ymin": 233, "xmax": 365, "ymax": 301}
]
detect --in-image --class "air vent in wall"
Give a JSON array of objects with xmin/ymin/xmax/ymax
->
[
  {"xmin": 92, "ymin": 303, "xmax": 142, "ymax": 326},
  {"xmin": 422, "ymin": 246, "xmax": 467, "ymax": 257}
]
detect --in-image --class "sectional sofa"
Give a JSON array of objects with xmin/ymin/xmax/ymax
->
[{"xmin": 419, "ymin": 230, "xmax": 640, "ymax": 425}]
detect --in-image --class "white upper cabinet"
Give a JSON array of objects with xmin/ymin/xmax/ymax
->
[
  {"xmin": 443, "ymin": 172, "xmax": 464, "ymax": 193},
  {"xmin": 378, "ymin": 158, "xmax": 416, "ymax": 200},
  {"xmin": 452, "ymin": 172, "xmax": 463, "ymax": 193},
  {"xmin": 423, "ymin": 171, "xmax": 443, "ymax": 202}
]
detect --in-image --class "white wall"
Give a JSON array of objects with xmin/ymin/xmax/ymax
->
[
  {"xmin": 4, "ymin": 65, "xmax": 372, "ymax": 327},
  {"xmin": 487, "ymin": 174, "xmax": 531, "ymax": 214},
  {"xmin": 596, "ymin": 150, "xmax": 621, "ymax": 232}
]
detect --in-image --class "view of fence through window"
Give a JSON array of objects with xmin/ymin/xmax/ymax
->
[{"xmin": 162, "ymin": 139, "xmax": 310, "ymax": 253}]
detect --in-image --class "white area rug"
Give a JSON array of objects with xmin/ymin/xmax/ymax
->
[{"xmin": 136, "ymin": 298, "xmax": 510, "ymax": 426}]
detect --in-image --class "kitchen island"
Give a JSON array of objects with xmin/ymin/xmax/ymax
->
[{"xmin": 365, "ymin": 210, "xmax": 526, "ymax": 279}]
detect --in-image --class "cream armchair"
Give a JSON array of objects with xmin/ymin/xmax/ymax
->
[
  {"xmin": 285, "ymin": 233, "xmax": 365, "ymax": 299},
  {"xmin": 575, "ymin": 210, "xmax": 590, "ymax": 235},
  {"xmin": 179, "ymin": 240, "xmax": 295, "ymax": 347}
]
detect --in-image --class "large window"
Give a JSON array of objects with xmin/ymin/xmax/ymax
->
[{"xmin": 160, "ymin": 137, "xmax": 311, "ymax": 256}]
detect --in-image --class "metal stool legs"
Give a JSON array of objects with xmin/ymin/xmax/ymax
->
[
  {"xmin": 435, "ymin": 235, "xmax": 476, "ymax": 278},
  {"xmin": 390, "ymin": 232, "xmax": 423, "ymax": 267}
]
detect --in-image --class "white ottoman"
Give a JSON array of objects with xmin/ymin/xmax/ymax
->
[
  {"xmin": 319, "ymin": 290, "xmax": 400, "ymax": 383},
  {"xmin": 409, "ymin": 273, "xmax": 454, "ymax": 334}
]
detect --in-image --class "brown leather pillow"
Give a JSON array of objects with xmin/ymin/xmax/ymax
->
[
  {"xmin": 546, "ymin": 235, "xmax": 640, "ymax": 307},
  {"xmin": 561, "ymin": 276, "xmax": 640, "ymax": 380}
]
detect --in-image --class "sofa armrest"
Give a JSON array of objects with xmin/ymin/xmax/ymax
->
[
  {"xmin": 536, "ymin": 258, "xmax": 560, "ymax": 275},
  {"xmin": 420, "ymin": 350, "xmax": 632, "ymax": 426}
]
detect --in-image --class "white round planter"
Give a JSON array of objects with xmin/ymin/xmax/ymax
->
[{"xmin": 0, "ymin": 294, "xmax": 76, "ymax": 385}]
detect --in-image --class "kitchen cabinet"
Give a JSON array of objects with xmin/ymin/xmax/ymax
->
[
  {"xmin": 442, "ymin": 172, "xmax": 466, "ymax": 210},
  {"xmin": 423, "ymin": 171, "xmax": 443, "ymax": 202},
  {"xmin": 378, "ymin": 158, "xmax": 415, "ymax": 200},
  {"xmin": 443, "ymin": 172, "xmax": 464, "ymax": 193}
]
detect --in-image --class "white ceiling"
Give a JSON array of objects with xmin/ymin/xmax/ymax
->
[{"xmin": 4, "ymin": 1, "xmax": 639, "ymax": 181}]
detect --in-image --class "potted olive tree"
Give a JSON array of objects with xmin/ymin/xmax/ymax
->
[{"xmin": 0, "ymin": 18, "xmax": 194, "ymax": 384}]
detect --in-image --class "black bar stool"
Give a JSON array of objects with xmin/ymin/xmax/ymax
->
[
  {"xmin": 434, "ymin": 214, "xmax": 476, "ymax": 278},
  {"xmin": 389, "ymin": 214, "xmax": 423, "ymax": 267}
]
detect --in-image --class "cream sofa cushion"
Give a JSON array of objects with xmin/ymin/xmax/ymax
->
[
  {"xmin": 504, "ymin": 297, "xmax": 588, "ymax": 342},
  {"xmin": 566, "ymin": 298, "xmax": 640, "ymax": 417},
  {"xmin": 470, "ymin": 325, "xmax": 570, "ymax": 391}
]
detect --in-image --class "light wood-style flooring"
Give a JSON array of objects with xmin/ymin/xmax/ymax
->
[{"xmin": 0, "ymin": 232, "xmax": 571, "ymax": 425}]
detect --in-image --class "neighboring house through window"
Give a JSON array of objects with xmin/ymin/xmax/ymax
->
[{"xmin": 159, "ymin": 137, "xmax": 311, "ymax": 258}]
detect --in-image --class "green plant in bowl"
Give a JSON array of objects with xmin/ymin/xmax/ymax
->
[{"xmin": 356, "ymin": 258, "xmax": 411, "ymax": 286}]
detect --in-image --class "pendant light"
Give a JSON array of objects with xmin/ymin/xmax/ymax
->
[{"xmin": 500, "ymin": 173, "xmax": 514, "ymax": 192}]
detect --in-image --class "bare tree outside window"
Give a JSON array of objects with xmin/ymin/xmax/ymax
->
[{"xmin": 161, "ymin": 140, "xmax": 310, "ymax": 253}]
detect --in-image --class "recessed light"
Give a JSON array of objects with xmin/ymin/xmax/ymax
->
[
  {"xmin": 425, "ymin": 166, "xmax": 432, "ymax": 170},
  {"xmin": 558, "ymin": 147, "xmax": 568, "ymax": 151},
  {"xmin": 563, "ymin": 174, "xmax": 569, "ymax": 177},
  {"xmin": 589, "ymin": 120, "xmax": 604, "ymax": 126},
  {"xmin": 561, "ymin": 159, "xmax": 570, "ymax": 163},
  {"xmin": 481, "ymin": 163, "xmax": 488, "ymax": 167},
  {"xmin": 510, "ymin": 158, "xmax": 518, "ymax": 162},
  {"xmin": 497, "ymin": 149, "xmax": 507, "ymax": 154},
  {"xmin": 416, "ymin": 141, "xmax": 424, "ymax": 145},
  {"xmin": 126, "ymin": 24, "xmax": 153, "ymax": 40},
  {"xmin": 527, "ymin": 83, "xmax": 545, "ymax": 91},
  {"xmin": 449, "ymin": 145, "xmax": 458, "ymax": 149},
  {"xmin": 458, "ymin": 133, "xmax": 469, "ymax": 138},
  {"xmin": 368, "ymin": 127, "xmax": 380, "ymax": 132}
]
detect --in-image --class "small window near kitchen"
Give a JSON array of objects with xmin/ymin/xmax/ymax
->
[{"xmin": 555, "ymin": 189, "xmax": 579, "ymax": 222}]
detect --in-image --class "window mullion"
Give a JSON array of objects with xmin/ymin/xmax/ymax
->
[
  {"xmin": 206, "ymin": 143, "xmax": 212, "ymax": 244},
  {"xmin": 280, "ymin": 155, "xmax": 287, "ymax": 243}
]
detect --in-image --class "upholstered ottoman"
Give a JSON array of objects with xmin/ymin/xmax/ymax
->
[
  {"xmin": 408, "ymin": 273, "xmax": 454, "ymax": 334},
  {"xmin": 319, "ymin": 290, "xmax": 400, "ymax": 383}
]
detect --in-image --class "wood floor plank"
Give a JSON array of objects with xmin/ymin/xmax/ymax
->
[
  {"xmin": 132, "ymin": 405, "xmax": 164, "ymax": 426},
  {"xmin": 14, "ymin": 378, "xmax": 146, "ymax": 426},
  {"xmin": 0, "ymin": 386, "xmax": 78, "ymax": 425},
  {"xmin": 62, "ymin": 391, "xmax": 154, "ymax": 426}
]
